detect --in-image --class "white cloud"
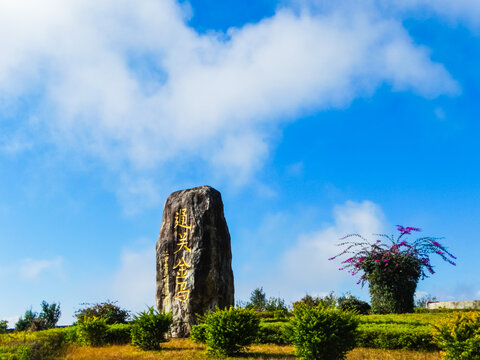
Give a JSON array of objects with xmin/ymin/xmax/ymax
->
[
  {"xmin": 271, "ymin": 200, "xmax": 386, "ymax": 300},
  {"xmin": 19, "ymin": 257, "xmax": 63, "ymax": 279},
  {"xmin": 112, "ymin": 247, "xmax": 156, "ymax": 312},
  {"xmin": 388, "ymin": 0, "xmax": 480, "ymax": 29},
  {"xmin": 0, "ymin": 0, "xmax": 459, "ymax": 186},
  {"xmin": 116, "ymin": 176, "xmax": 163, "ymax": 215},
  {"xmin": 3, "ymin": 316, "xmax": 19, "ymax": 329}
]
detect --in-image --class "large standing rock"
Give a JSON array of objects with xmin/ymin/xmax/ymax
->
[{"xmin": 156, "ymin": 185, "xmax": 234, "ymax": 337}]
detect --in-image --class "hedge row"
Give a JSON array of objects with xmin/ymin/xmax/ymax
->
[
  {"xmin": 250, "ymin": 320, "xmax": 438, "ymax": 350},
  {"xmin": 0, "ymin": 324, "xmax": 133, "ymax": 359},
  {"xmin": 356, "ymin": 323, "xmax": 437, "ymax": 350},
  {"xmin": 0, "ymin": 328, "xmax": 67, "ymax": 360}
]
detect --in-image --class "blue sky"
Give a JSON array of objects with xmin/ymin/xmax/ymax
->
[{"xmin": 1, "ymin": 0, "xmax": 480, "ymax": 326}]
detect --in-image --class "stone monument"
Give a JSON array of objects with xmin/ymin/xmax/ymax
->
[{"xmin": 155, "ymin": 185, "xmax": 234, "ymax": 337}]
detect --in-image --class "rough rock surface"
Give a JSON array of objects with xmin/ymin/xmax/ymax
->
[{"xmin": 156, "ymin": 185, "xmax": 234, "ymax": 337}]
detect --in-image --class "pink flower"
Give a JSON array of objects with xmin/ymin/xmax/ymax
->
[{"xmin": 396, "ymin": 225, "xmax": 421, "ymax": 234}]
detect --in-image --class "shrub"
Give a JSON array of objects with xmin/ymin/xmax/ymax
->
[
  {"xmin": 0, "ymin": 328, "xmax": 67, "ymax": 360},
  {"xmin": 433, "ymin": 311, "xmax": 480, "ymax": 359},
  {"xmin": 291, "ymin": 303, "xmax": 358, "ymax": 360},
  {"xmin": 296, "ymin": 292, "xmax": 338, "ymax": 309},
  {"xmin": 256, "ymin": 322, "xmax": 293, "ymax": 345},
  {"xmin": 29, "ymin": 317, "xmax": 48, "ymax": 332},
  {"xmin": 330, "ymin": 227, "xmax": 455, "ymax": 315},
  {"xmin": 63, "ymin": 326, "xmax": 79, "ymax": 344},
  {"xmin": 39, "ymin": 301, "xmax": 61, "ymax": 329},
  {"xmin": 273, "ymin": 309, "xmax": 289, "ymax": 321},
  {"xmin": 13, "ymin": 301, "xmax": 61, "ymax": 333},
  {"xmin": 338, "ymin": 296, "xmax": 371, "ymax": 315},
  {"xmin": 76, "ymin": 316, "xmax": 108, "ymax": 347},
  {"xmin": 74, "ymin": 300, "xmax": 130, "ymax": 325},
  {"xmin": 0, "ymin": 344, "xmax": 31, "ymax": 360},
  {"xmin": 204, "ymin": 307, "xmax": 260, "ymax": 356},
  {"xmin": 106, "ymin": 323, "xmax": 132, "ymax": 345},
  {"xmin": 247, "ymin": 287, "xmax": 267, "ymax": 311},
  {"xmin": 131, "ymin": 307, "xmax": 172, "ymax": 351},
  {"xmin": 246, "ymin": 287, "xmax": 288, "ymax": 313},
  {"xmin": 356, "ymin": 323, "xmax": 437, "ymax": 350},
  {"xmin": 190, "ymin": 323, "xmax": 207, "ymax": 343},
  {"xmin": 15, "ymin": 309, "xmax": 38, "ymax": 332},
  {"xmin": 0, "ymin": 320, "xmax": 7, "ymax": 334},
  {"xmin": 265, "ymin": 297, "xmax": 288, "ymax": 312}
]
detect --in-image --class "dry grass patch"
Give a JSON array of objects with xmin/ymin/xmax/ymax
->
[
  {"xmin": 347, "ymin": 348, "xmax": 441, "ymax": 360},
  {"xmin": 62, "ymin": 339, "xmax": 441, "ymax": 360},
  {"xmin": 63, "ymin": 339, "xmax": 209, "ymax": 360}
]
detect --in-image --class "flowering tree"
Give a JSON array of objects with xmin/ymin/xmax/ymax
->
[{"xmin": 329, "ymin": 226, "xmax": 456, "ymax": 314}]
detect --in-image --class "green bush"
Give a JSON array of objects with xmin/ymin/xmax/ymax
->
[
  {"xmin": 63, "ymin": 326, "xmax": 79, "ymax": 344},
  {"xmin": 245, "ymin": 287, "xmax": 288, "ymax": 313},
  {"xmin": 13, "ymin": 302, "xmax": 61, "ymax": 332},
  {"xmin": 291, "ymin": 303, "xmax": 358, "ymax": 360},
  {"xmin": 0, "ymin": 321, "xmax": 7, "ymax": 334},
  {"xmin": 356, "ymin": 323, "xmax": 437, "ymax": 350},
  {"xmin": 76, "ymin": 316, "xmax": 108, "ymax": 347},
  {"xmin": 0, "ymin": 328, "xmax": 67, "ymax": 360},
  {"xmin": 39, "ymin": 301, "xmax": 61, "ymax": 329},
  {"xmin": 338, "ymin": 297, "xmax": 371, "ymax": 315},
  {"xmin": 246, "ymin": 287, "xmax": 267, "ymax": 311},
  {"xmin": 256, "ymin": 322, "xmax": 292, "ymax": 345},
  {"xmin": 433, "ymin": 311, "xmax": 480, "ymax": 359},
  {"xmin": 74, "ymin": 300, "xmax": 130, "ymax": 325},
  {"xmin": 0, "ymin": 344, "xmax": 31, "ymax": 360},
  {"xmin": 296, "ymin": 292, "xmax": 338, "ymax": 309},
  {"xmin": 131, "ymin": 307, "xmax": 172, "ymax": 351},
  {"xmin": 204, "ymin": 307, "xmax": 260, "ymax": 356},
  {"xmin": 106, "ymin": 323, "xmax": 132, "ymax": 345},
  {"xmin": 366, "ymin": 254, "xmax": 420, "ymax": 314},
  {"xmin": 190, "ymin": 323, "xmax": 207, "ymax": 343},
  {"xmin": 15, "ymin": 309, "xmax": 38, "ymax": 332},
  {"xmin": 193, "ymin": 319, "xmax": 293, "ymax": 346}
]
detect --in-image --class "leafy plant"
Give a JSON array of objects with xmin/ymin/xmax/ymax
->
[
  {"xmin": 247, "ymin": 287, "xmax": 267, "ymax": 311},
  {"xmin": 291, "ymin": 303, "xmax": 358, "ymax": 360},
  {"xmin": 74, "ymin": 300, "xmax": 130, "ymax": 324},
  {"xmin": 256, "ymin": 322, "xmax": 293, "ymax": 345},
  {"xmin": 40, "ymin": 301, "xmax": 61, "ymax": 329},
  {"xmin": 0, "ymin": 320, "xmax": 7, "ymax": 334},
  {"xmin": 190, "ymin": 323, "xmax": 207, "ymax": 343},
  {"xmin": 246, "ymin": 287, "xmax": 288, "ymax": 313},
  {"xmin": 76, "ymin": 316, "xmax": 108, "ymax": 347},
  {"xmin": 13, "ymin": 301, "xmax": 61, "ymax": 332},
  {"xmin": 204, "ymin": 306, "xmax": 260, "ymax": 356},
  {"xmin": 338, "ymin": 295, "xmax": 371, "ymax": 315},
  {"xmin": 295, "ymin": 292, "xmax": 338, "ymax": 309},
  {"xmin": 0, "ymin": 328, "xmax": 67, "ymax": 359},
  {"xmin": 106, "ymin": 323, "xmax": 132, "ymax": 345},
  {"xmin": 330, "ymin": 226, "xmax": 456, "ymax": 314},
  {"xmin": 131, "ymin": 307, "xmax": 172, "ymax": 351},
  {"xmin": 265, "ymin": 297, "xmax": 288, "ymax": 312},
  {"xmin": 15, "ymin": 309, "xmax": 38, "ymax": 332},
  {"xmin": 357, "ymin": 322, "xmax": 437, "ymax": 350},
  {"xmin": 433, "ymin": 311, "xmax": 480, "ymax": 359}
]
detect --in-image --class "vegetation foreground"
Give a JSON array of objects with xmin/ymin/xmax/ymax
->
[
  {"xmin": 2, "ymin": 293, "xmax": 479, "ymax": 359},
  {"xmin": 62, "ymin": 339, "xmax": 441, "ymax": 360}
]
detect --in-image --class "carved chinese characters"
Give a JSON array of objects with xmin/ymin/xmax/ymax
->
[
  {"xmin": 156, "ymin": 186, "xmax": 234, "ymax": 337},
  {"xmin": 173, "ymin": 209, "xmax": 191, "ymax": 302}
]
